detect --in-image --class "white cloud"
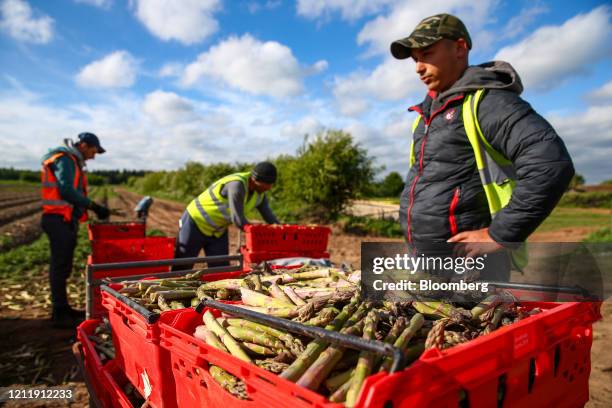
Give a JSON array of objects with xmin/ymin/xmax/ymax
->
[
  {"xmin": 357, "ymin": 0, "xmax": 496, "ymax": 57},
  {"xmin": 501, "ymin": 5, "xmax": 548, "ymax": 39},
  {"xmin": 0, "ymin": 82, "xmax": 333, "ymax": 171},
  {"xmin": 158, "ymin": 62, "xmax": 184, "ymax": 78},
  {"xmin": 586, "ymin": 81, "xmax": 612, "ymax": 103},
  {"xmin": 73, "ymin": 0, "xmax": 112, "ymax": 9},
  {"xmin": 333, "ymin": 58, "xmax": 421, "ymax": 116},
  {"xmin": 495, "ymin": 6, "xmax": 612, "ymax": 91},
  {"xmin": 247, "ymin": 1, "xmax": 281, "ymax": 14},
  {"xmin": 132, "ymin": 0, "xmax": 220, "ymax": 45},
  {"xmin": 0, "ymin": 0, "xmax": 54, "ymax": 44},
  {"xmin": 143, "ymin": 90, "xmax": 195, "ymax": 125},
  {"xmin": 280, "ymin": 116, "xmax": 325, "ymax": 138},
  {"xmin": 296, "ymin": 0, "xmax": 393, "ymax": 21},
  {"xmin": 182, "ymin": 34, "xmax": 325, "ymax": 98},
  {"xmin": 76, "ymin": 51, "xmax": 138, "ymax": 88},
  {"xmin": 547, "ymin": 103, "xmax": 612, "ymax": 183},
  {"xmin": 344, "ymin": 115, "xmax": 412, "ymax": 174}
]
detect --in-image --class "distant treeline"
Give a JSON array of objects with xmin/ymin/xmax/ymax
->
[
  {"xmin": 0, "ymin": 168, "xmax": 148, "ymax": 185},
  {"xmin": 127, "ymin": 130, "xmax": 380, "ymax": 222}
]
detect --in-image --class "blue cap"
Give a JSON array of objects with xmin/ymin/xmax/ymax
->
[{"xmin": 77, "ymin": 132, "xmax": 105, "ymax": 153}]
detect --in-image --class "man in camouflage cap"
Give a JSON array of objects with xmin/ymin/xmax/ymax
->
[{"xmin": 390, "ymin": 13, "xmax": 574, "ymax": 280}]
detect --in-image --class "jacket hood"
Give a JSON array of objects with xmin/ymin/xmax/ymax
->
[
  {"xmin": 438, "ymin": 60, "xmax": 523, "ymax": 101},
  {"xmin": 42, "ymin": 139, "xmax": 85, "ymax": 168}
]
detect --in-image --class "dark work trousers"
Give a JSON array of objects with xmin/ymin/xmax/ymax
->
[
  {"xmin": 41, "ymin": 214, "xmax": 79, "ymax": 312},
  {"xmin": 173, "ymin": 211, "xmax": 230, "ymax": 271}
]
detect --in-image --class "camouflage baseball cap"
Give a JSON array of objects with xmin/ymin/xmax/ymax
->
[{"xmin": 390, "ymin": 13, "xmax": 472, "ymax": 60}]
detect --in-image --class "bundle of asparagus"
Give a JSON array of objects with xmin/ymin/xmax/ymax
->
[{"xmin": 191, "ymin": 286, "xmax": 541, "ymax": 406}]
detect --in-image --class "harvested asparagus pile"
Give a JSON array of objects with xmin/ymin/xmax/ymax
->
[
  {"xmin": 190, "ymin": 267, "xmax": 541, "ymax": 406},
  {"xmin": 114, "ymin": 264, "xmax": 358, "ymax": 313},
  {"xmin": 87, "ymin": 318, "xmax": 115, "ymax": 363},
  {"xmin": 115, "ymin": 270, "xmax": 217, "ymax": 312},
  {"xmin": 112, "ymin": 263, "xmax": 542, "ymax": 405}
]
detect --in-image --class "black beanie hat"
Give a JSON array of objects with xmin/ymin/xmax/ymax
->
[{"xmin": 252, "ymin": 161, "xmax": 277, "ymax": 184}]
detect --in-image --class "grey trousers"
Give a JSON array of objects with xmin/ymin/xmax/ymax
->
[{"xmin": 173, "ymin": 211, "xmax": 229, "ymax": 271}]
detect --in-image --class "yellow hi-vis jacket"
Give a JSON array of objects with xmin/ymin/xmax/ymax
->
[{"xmin": 186, "ymin": 172, "xmax": 264, "ymax": 237}]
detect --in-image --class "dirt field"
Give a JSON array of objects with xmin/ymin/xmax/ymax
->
[
  {"xmin": 0, "ymin": 186, "xmax": 609, "ymax": 407},
  {"xmin": 0, "ymin": 185, "xmax": 42, "ymax": 251}
]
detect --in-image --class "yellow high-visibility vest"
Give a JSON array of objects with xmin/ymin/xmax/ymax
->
[{"xmin": 186, "ymin": 172, "xmax": 264, "ymax": 237}]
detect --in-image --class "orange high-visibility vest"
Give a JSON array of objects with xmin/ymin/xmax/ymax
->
[{"xmin": 41, "ymin": 152, "xmax": 89, "ymax": 223}]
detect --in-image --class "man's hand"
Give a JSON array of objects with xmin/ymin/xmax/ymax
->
[
  {"xmin": 89, "ymin": 201, "xmax": 111, "ymax": 220},
  {"xmin": 447, "ymin": 228, "xmax": 503, "ymax": 258}
]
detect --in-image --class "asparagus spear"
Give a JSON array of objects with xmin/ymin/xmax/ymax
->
[
  {"xmin": 280, "ymin": 295, "xmax": 360, "ymax": 381},
  {"xmin": 295, "ymin": 305, "xmax": 370, "ymax": 390},
  {"xmin": 225, "ymin": 326, "xmax": 287, "ymax": 352},
  {"xmin": 305, "ymin": 306, "xmax": 340, "ymax": 327},
  {"xmin": 203, "ymin": 311, "xmax": 252, "ymax": 363},
  {"xmin": 194, "ymin": 326, "xmax": 228, "ymax": 352},
  {"xmin": 269, "ymin": 283, "xmax": 295, "ymax": 305},
  {"xmin": 282, "ymin": 286, "xmax": 306, "ymax": 306},
  {"xmin": 235, "ymin": 305, "xmax": 298, "ymax": 318},
  {"xmin": 425, "ymin": 318, "xmax": 451, "ymax": 349},
  {"xmin": 471, "ymin": 294, "xmax": 503, "ymax": 319},
  {"xmin": 240, "ymin": 288, "xmax": 295, "ymax": 308},
  {"xmin": 346, "ymin": 311, "xmax": 380, "ymax": 406},
  {"xmin": 209, "ymin": 366, "xmax": 248, "ymax": 400},
  {"xmin": 329, "ymin": 376, "xmax": 352, "ymax": 403},
  {"xmin": 380, "ymin": 313, "xmax": 424, "ymax": 372},
  {"xmin": 325, "ymin": 368, "xmax": 354, "ymax": 393},
  {"xmin": 241, "ymin": 342, "xmax": 277, "ymax": 356},
  {"xmin": 218, "ymin": 318, "xmax": 304, "ymax": 355},
  {"xmin": 149, "ymin": 289, "xmax": 196, "ymax": 302}
]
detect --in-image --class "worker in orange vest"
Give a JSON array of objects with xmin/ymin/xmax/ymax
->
[{"xmin": 41, "ymin": 132, "xmax": 110, "ymax": 328}]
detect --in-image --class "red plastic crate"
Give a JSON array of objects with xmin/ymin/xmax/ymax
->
[
  {"xmin": 160, "ymin": 302, "xmax": 601, "ymax": 408},
  {"xmin": 88, "ymin": 237, "xmax": 176, "ymax": 318},
  {"xmin": 88, "ymin": 222, "xmax": 146, "ymax": 241},
  {"xmin": 99, "ymin": 271, "xmax": 245, "ymax": 408},
  {"xmin": 360, "ymin": 301, "xmax": 602, "ymax": 408},
  {"xmin": 103, "ymin": 360, "xmax": 143, "ymax": 408},
  {"xmin": 244, "ymin": 224, "xmax": 331, "ymax": 252},
  {"xmin": 159, "ymin": 308, "xmax": 377, "ymax": 408},
  {"xmin": 101, "ymin": 287, "xmax": 177, "ymax": 408},
  {"xmin": 90, "ymin": 237, "xmax": 175, "ymax": 268},
  {"xmin": 240, "ymin": 245, "xmax": 330, "ymax": 266},
  {"xmin": 77, "ymin": 319, "xmax": 113, "ymax": 408}
]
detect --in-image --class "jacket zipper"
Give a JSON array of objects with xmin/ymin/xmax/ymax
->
[
  {"xmin": 406, "ymin": 94, "xmax": 465, "ymax": 244},
  {"xmin": 448, "ymin": 187, "xmax": 460, "ymax": 236}
]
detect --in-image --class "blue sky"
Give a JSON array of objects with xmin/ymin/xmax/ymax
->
[{"xmin": 0, "ymin": 0, "xmax": 610, "ymax": 182}]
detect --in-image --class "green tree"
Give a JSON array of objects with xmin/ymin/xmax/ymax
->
[
  {"xmin": 568, "ymin": 173, "xmax": 586, "ymax": 191},
  {"xmin": 277, "ymin": 130, "xmax": 375, "ymax": 222},
  {"xmin": 87, "ymin": 173, "xmax": 108, "ymax": 186},
  {"xmin": 379, "ymin": 171, "xmax": 405, "ymax": 197}
]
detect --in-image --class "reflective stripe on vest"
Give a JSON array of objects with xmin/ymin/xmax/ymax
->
[
  {"xmin": 409, "ymin": 116, "xmax": 420, "ymax": 168},
  {"xmin": 41, "ymin": 152, "xmax": 89, "ymax": 223},
  {"xmin": 462, "ymin": 89, "xmax": 515, "ymax": 216},
  {"xmin": 186, "ymin": 172, "xmax": 264, "ymax": 237}
]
